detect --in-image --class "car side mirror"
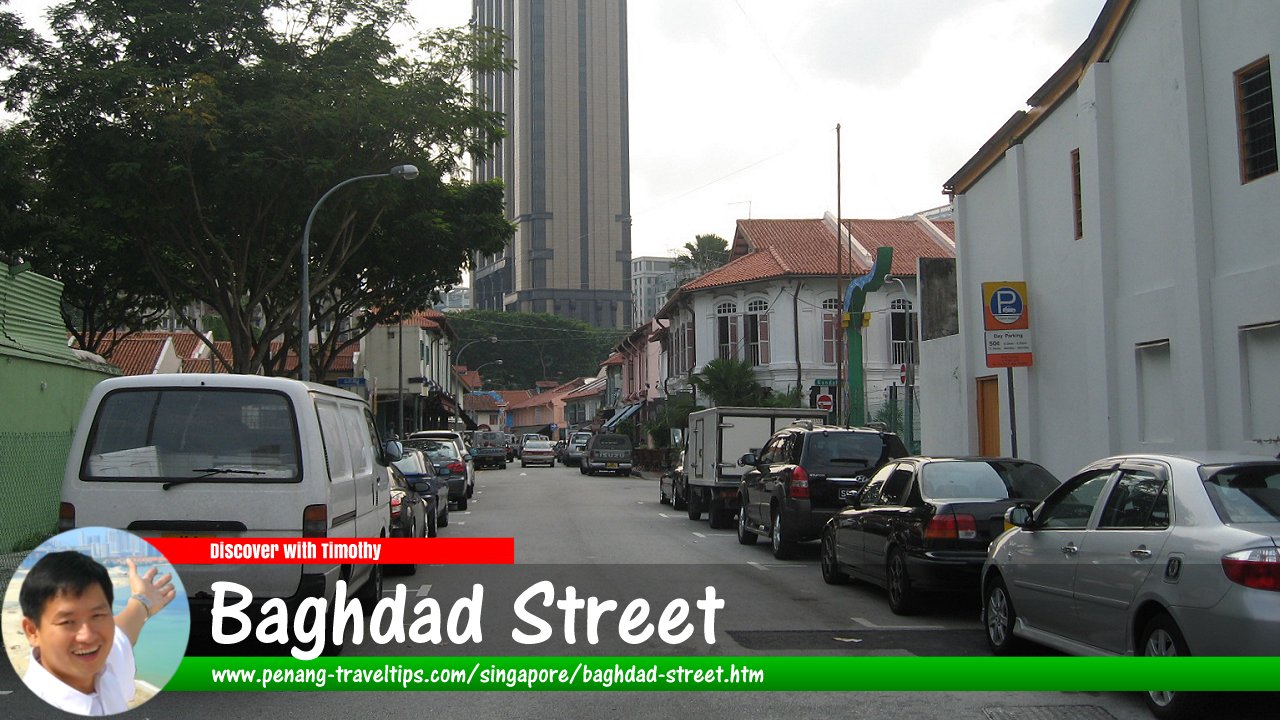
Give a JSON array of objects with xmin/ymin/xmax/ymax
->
[
  {"xmin": 383, "ymin": 440, "xmax": 403, "ymax": 463},
  {"xmin": 412, "ymin": 481, "xmax": 432, "ymax": 494},
  {"xmin": 1005, "ymin": 505, "xmax": 1034, "ymax": 529},
  {"xmin": 738, "ymin": 452, "xmax": 758, "ymax": 467},
  {"xmin": 463, "ymin": 453, "xmax": 472, "ymax": 462}
]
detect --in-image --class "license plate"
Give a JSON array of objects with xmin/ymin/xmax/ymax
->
[{"xmin": 607, "ymin": 463, "xmax": 619, "ymax": 469}]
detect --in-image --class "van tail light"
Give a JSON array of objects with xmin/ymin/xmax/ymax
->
[
  {"xmin": 925, "ymin": 512, "xmax": 978, "ymax": 540},
  {"xmin": 788, "ymin": 466, "xmax": 811, "ymax": 499},
  {"xmin": 58, "ymin": 502, "xmax": 76, "ymax": 532},
  {"xmin": 448, "ymin": 461, "xmax": 465, "ymax": 474},
  {"xmin": 1222, "ymin": 547, "xmax": 1280, "ymax": 591},
  {"xmin": 303, "ymin": 504, "xmax": 328, "ymax": 538},
  {"xmin": 389, "ymin": 495, "xmax": 402, "ymax": 519}
]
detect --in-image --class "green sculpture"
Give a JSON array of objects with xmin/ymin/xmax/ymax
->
[{"xmin": 843, "ymin": 246, "xmax": 893, "ymax": 426}]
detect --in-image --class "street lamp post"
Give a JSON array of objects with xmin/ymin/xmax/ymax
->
[
  {"xmin": 299, "ymin": 164, "xmax": 418, "ymax": 382},
  {"xmin": 884, "ymin": 274, "xmax": 916, "ymax": 451},
  {"xmin": 455, "ymin": 359, "xmax": 502, "ymax": 432}
]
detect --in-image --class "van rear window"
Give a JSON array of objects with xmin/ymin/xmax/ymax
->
[{"xmin": 83, "ymin": 389, "xmax": 301, "ymax": 482}]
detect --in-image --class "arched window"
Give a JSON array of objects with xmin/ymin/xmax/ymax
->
[
  {"xmin": 715, "ymin": 301, "xmax": 739, "ymax": 360},
  {"xmin": 745, "ymin": 298, "xmax": 770, "ymax": 366},
  {"xmin": 890, "ymin": 298, "xmax": 918, "ymax": 366},
  {"xmin": 822, "ymin": 298, "xmax": 840, "ymax": 364}
]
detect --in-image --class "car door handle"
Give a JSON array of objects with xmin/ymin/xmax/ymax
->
[
  {"xmin": 1130, "ymin": 547, "xmax": 1152, "ymax": 559},
  {"xmin": 1061, "ymin": 543, "xmax": 1078, "ymax": 555}
]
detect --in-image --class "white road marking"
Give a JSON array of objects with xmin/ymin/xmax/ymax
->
[
  {"xmin": 749, "ymin": 561, "xmax": 809, "ymax": 569},
  {"xmin": 415, "ymin": 584, "xmax": 432, "ymax": 597},
  {"xmin": 849, "ymin": 617, "xmax": 945, "ymax": 630},
  {"xmin": 692, "ymin": 532, "xmax": 706, "ymax": 538},
  {"xmin": 834, "ymin": 637, "xmax": 864, "ymax": 643}
]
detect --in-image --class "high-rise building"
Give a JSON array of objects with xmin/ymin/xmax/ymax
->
[
  {"xmin": 471, "ymin": 0, "xmax": 632, "ymax": 328},
  {"xmin": 630, "ymin": 256, "xmax": 678, "ymax": 325}
]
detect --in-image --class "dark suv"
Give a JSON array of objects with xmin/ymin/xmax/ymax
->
[{"xmin": 736, "ymin": 423, "xmax": 908, "ymax": 559}]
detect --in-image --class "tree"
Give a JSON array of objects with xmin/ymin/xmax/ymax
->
[
  {"xmin": 2, "ymin": 1, "xmax": 513, "ymax": 374},
  {"xmin": 672, "ymin": 233, "xmax": 729, "ymax": 277},
  {"xmin": 448, "ymin": 310, "xmax": 625, "ymax": 390},
  {"xmin": 689, "ymin": 357, "xmax": 769, "ymax": 407}
]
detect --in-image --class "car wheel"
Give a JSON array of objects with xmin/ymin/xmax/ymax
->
[
  {"xmin": 984, "ymin": 574, "xmax": 1021, "ymax": 655},
  {"xmin": 551, "ymin": 460, "xmax": 556, "ymax": 467},
  {"xmin": 579, "ymin": 464, "xmax": 587, "ymax": 475},
  {"xmin": 886, "ymin": 548, "xmax": 917, "ymax": 615},
  {"xmin": 673, "ymin": 479, "xmax": 688, "ymax": 511},
  {"xmin": 659, "ymin": 482, "xmax": 671, "ymax": 505},
  {"xmin": 500, "ymin": 463, "xmax": 507, "ymax": 470},
  {"xmin": 736, "ymin": 499, "xmax": 757, "ymax": 545},
  {"xmin": 438, "ymin": 501, "xmax": 449, "ymax": 528},
  {"xmin": 466, "ymin": 482, "xmax": 474, "ymax": 498},
  {"xmin": 820, "ymin": 530, "xmax": 849, "ymax": 585},
  {"xmin": 1141, "ymin": 614, "xmax": 1203, "ymax": 719},
  {"xmin": 427, "ymin": 505, "xmax": 438, "ymax": 538},
  {"xmin": 770, "ymin": 508, "xmax": 795, "ymax": 560},
  {"xmin": 353, "ymin": 562, "xmax": 383, "ymax": 609},
  {"xmin": 521, "ymin": 462, "xmax": 527, "ymax": 468}
]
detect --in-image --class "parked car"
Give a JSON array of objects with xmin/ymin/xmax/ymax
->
[
  {"xmin": 59, "ymin": 374, "xmax": 397, "ymax": 617},
  {"xmin": 391, "ymin": 448, "xmax": 448, "ymax": 538},
  {"xmin": 818, "ymin": 457, "xmax": 1061, "ymax": 614},
  {"xmin": 407, "ymin": 430, "xmax": 474, "ymax": 502},
  {"xmin": 736, "ymin": 423, "xmax": 909, "ymax": 558},
  {"xmin": 470, "ymin": 430, "xmax": 508, "ymax": 470},
  {"xmin": 520, "ymin": 440, "xmax": 557, "ymax": 467},
  {"xmin": 581, "ymin": 433, "xmax": 633, "ymax": 476},
  {"xmin": 566, "ymin": 431, "xmax": 593, "ymax": 467},
  {"xmin": 504, "ymin": 433, "xmax": 517, "ymax": 461},
  {"xmin": 982, "ymin": 452, "xmax": 1280, "ymax": 719},
  {"xmin": 660, "ymin": 451, "xmax": 685, "ymax": 507},
  {"xmin": 518, "ymin": 433, "xmax": 548, "ymax": 459},
  {"xmin": 404, "ymin": 438, "xmax": 471, "ymax": 510}
]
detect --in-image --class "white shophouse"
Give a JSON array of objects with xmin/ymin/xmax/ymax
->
[{"xmin": 930, "ymin": 0, "xmax": 1280, "ymax": 477}]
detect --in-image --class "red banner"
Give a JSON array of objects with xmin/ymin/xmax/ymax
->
[{"xmin": 145, "ymin": 537, "xmax": 514, "ymax": 565}]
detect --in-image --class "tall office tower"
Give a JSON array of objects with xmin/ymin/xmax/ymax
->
[{"xmin": 471, "ymin": 0, "xmax": 632, "ymax": 328}]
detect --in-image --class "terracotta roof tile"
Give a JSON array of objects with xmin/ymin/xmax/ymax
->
[
  {"xmin": 107, "ymin": 337, "xmax": 169, "ymax": 376},
  {"xmin": 464, "ymin": 394, "xmax": 500, "ymax": 412}
]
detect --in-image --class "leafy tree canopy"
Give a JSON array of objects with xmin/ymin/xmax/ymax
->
[
  {"xmin": 689, "ymin": 357, "xmax": 769, "ymax": 407},
  {"xmin": 447, "ymin": 310, "xmax": 625, "ymax": 391},
  {"xmin": 672, "ymin": 233, "xmax": 729, "ymax": 277},
  {"xmin": 0, "ymin": 0, "xmax": 513, "ymax": 374}
]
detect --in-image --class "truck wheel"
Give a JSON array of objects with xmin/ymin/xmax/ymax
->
[{"xmin": 686, "ymin": 489, "xmax": 704, "ymax": 521}]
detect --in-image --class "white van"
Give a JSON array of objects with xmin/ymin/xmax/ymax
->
[{"xmin": 59, "ymin": 374, "xmax": 397, "ymax": 616}]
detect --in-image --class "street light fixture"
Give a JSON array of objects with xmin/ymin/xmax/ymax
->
[
  {"xmin": 299, "ymin": 164, "xmax": 419, "ymax": 382},
  {"xmin": 453, "ymin": 335, "xmax": 499, "ymax": 368},
  {"xmin": 455, "ymin": 359, "xmax": 502, "ymax": 432}
]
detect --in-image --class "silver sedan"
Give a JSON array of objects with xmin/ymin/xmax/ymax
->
[{"xmin": 981, "ymin": 452, "xmax": 1280, "ymax": 719}]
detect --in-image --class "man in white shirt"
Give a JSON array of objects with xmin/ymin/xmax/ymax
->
[{"xmin": 19, "ymin": 551, "xmax": 176, "ymax": 716}]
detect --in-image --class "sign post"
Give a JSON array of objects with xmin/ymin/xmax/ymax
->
[{"xmin": 982, "ymin": 282, "xmax": 1033, "ymax": 457}]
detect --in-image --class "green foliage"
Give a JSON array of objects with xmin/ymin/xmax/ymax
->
[
  {"xmin": 761, "ymin": 386, "xmax": 803, "ymax": 408},
  {"xmin": 448, "ymin": 310, "xmax": 624, "ymax": 390},
  {"xmin": 690, "ymin": 357, "xmax": 769, "ymax": 407},
  {"xmin": 643, "ymin": 393, "xmax": 700, "ymax": 447},
  {"xmin": 672, "ymin": 233, "xmax": 729, "ymax": 277},
  {"xmin": 873, "ymin": 400, "xmax": 905, "ymax": 432},
  {"xmin": 1, "ymin": 1, "xmax": 513, "ymax": 374}
]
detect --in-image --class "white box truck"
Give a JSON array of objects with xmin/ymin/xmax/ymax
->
[{"xmin": 682, "ymin": 406, "xmax": 828, "ymax": 528}]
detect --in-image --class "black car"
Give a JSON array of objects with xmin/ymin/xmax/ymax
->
[
  {"xmin": 820, "ymin": 456, "xmax": 1061, "ymax": 615},
  {"xmin": 404, "ymin": 438, "xmax": 469, "ymax": 511},
  {"xmin": 391, "ymin": 448, "xmax": 449, "ymax": 538},
  {"xmin": 736, "ymin": 423, "xmax": 909, "ymax": 559}
]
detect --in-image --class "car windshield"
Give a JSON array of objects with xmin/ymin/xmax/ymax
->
[
  {"xmin": 82, "ymin": 388, "xmax": 300, "ymax": 481},
  {"xmin": 1202, "ymin": 463, "xmax": 1280, "ymax": 523},
  {"xmin": 921, "ymin": 461, "xmax": 1017, "ymax": 500}
]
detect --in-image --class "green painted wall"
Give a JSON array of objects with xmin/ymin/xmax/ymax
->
[{"xmin": 1, "ymin": 264, "xmax": 118, "ymax": 561}]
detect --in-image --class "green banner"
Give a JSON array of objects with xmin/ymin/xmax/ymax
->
[{"xmin": 169, "ymin": 656, "xmax": 1280, "ymax": 692}]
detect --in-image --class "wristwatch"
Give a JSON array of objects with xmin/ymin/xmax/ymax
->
[{"xmin": 130, "ymin": 593, "xmax": 154, "ymax": 618}]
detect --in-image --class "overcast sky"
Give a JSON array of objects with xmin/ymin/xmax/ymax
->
[{"xmin": 9, "ymin": 0, "xmax": 1108, "ymax": 259}]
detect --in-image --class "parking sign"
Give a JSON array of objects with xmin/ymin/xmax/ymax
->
[{"xmin": 981, "ymin": 281, "xmax": 1033, "ymax": 367}]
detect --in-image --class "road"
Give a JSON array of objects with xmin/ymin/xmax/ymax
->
[{"xmin": 2, "ymin": 462, "xmax": 1270, "ymax": 719}]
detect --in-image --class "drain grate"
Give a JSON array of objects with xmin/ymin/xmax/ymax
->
[{"xmin": 983, "ymin": 706, "xmax": 1117, "ymax": 720}]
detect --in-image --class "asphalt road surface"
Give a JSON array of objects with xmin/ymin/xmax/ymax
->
[{"xmin": 2, "ymin": 462, "xmax": 1272, "ymax": 719}]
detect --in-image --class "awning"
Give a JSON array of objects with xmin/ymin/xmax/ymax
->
[{"xmin": 602, "ymin": 402, "xmax": 642, "ymax": 430}]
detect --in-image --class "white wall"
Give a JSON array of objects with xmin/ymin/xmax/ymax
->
[{"xmin": 946, "ymin": 0, "xmax": 1280, "ymax": 478}]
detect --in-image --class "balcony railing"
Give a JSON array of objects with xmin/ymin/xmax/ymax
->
[{"xmin": 891, "ymin": 340, "xmax": 918, "ymax": 366}]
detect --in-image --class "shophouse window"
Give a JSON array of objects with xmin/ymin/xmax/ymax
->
[
  {"xmin": 1236, "ymin": 57, "xmax": 1277, "ymax": 183},
  {"xmin": 822, "ymin": 298, "xmax": 840, "ymax": 364},
  {"xmin": 745, "ymin": 299, "xmax": 770, "ymax": 366},
  {"xmin": 716, "ymin": 301, "xmax": 739, "ymax": 360}
]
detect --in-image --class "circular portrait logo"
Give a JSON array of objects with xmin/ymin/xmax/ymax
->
[{"xmin": 2, "ymin": 527, "xmax": 189, "ymax": 716}]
